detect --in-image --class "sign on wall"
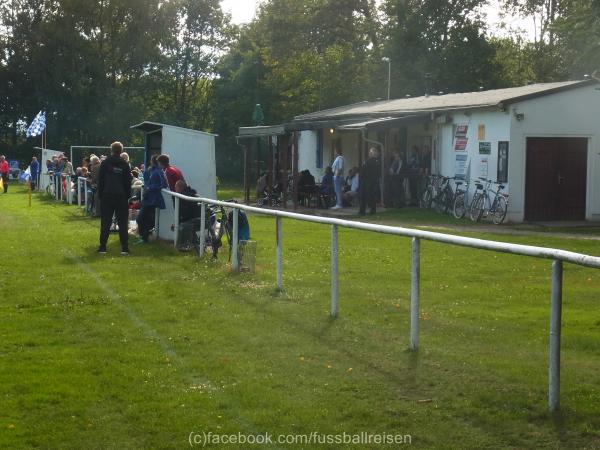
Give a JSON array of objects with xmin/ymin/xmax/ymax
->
[
  {"xmin": 479, "ymin": 142, "xmax": 491, "ymax": 155},
  {"xmin": 455, "ymin": 154, "xmax": 468, "ymax": 179},
  {"xmin": 497, "ymin": 141, "xmax": 509, "ymax": 183},
  {"xmin": 478, "ymin": 124, "xmax": 486, "ymax": 140},
  {"xmin": 454, "ymin": 124, "xmax": 468, "ymax": 151},
  {"xmin": 479, "ymin": 157, "xmax": 489, "ymax": 179}
]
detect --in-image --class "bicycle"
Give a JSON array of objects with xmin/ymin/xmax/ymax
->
[
  {"xmin": 419, "ymin": 174, "xmax": 442, "ymax": 209},
  {"xmin": 452, "ymin": 179, "xmax": 470, "ymax": 219},
  {"xmin": 432, "ymin": 177, "xmax": 460, "ymax": 214},
  {"xmin": 469, "ymin": 179, "xmax": 509, "ymax": 224}
]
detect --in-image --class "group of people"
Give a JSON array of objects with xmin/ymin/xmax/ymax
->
[
  {"xmin": 386, "ymin": 145, "xmax": 431, "ymax": 207},
  {"xmin": 332, "ymin": 146, "xmax": 381, "ymax": 215},
  {"xmin": 97, "ymin": 144, "xmax": 187, "ymax": 254},
  {"xmin": 295, "ymin": 143, "xmax": 431, "ymax": 214}
]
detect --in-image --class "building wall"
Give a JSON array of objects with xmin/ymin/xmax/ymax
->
[
  {"xmin": 437, "ymin": 109, "xmax": 512, "ymax": 212},
  {"xmin": 298, "ymin": 130, "xmax": 361, "ymax": 181},
  {"xmin": 508, "ymin": 84, "xmax": 600, "ymax": 222}
]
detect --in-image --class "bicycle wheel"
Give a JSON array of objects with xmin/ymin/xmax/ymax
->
[
  {"xmin": 469, "ymin": 194, "xmax": 484, "ymax": 222},
  {"xmin": 453, "ymin": 193, "xmax": 466, "ymax": 219},
  {"xmin": 491, "ymin": 196, "xmax": 508, "ymax": 225},
  {"xmin": 433, "ymin": 190, "xmax": 446, "ymax": 214},
  {"xmin": 419, "ymin": 188, "xmax": 432, "ymax": 209}
]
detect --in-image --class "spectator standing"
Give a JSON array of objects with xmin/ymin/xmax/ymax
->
[
  {"xmin": 0, "ymin": 155, "xmax": 9, "ymax": 193},
  {"xmin": 89, "ymin": 155, "xmax": 102, "ymax": 216},
  {"xmin": 29, "ymin": 156, "xmax": 39, "ymax": 191},
  {"xmin": 136, "ymin": 155, "xmax": 167, "ymax": 244},
  {"xmin": 359, "ymin": 147, "xmax": 381, "ymax": 215},
  {"xmin": 97, "ymin": 141, "xmax": 133, "ymax": 255},
  {"xmin": 157, "ymin": 154, "xmax": 183, "ymax": 191},
  {"xmin": 330, "ymin": 146, "xmax": 345, "ymax": 210}
]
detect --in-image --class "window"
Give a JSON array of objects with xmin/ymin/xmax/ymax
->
[{"xmin": 497, "ymin": 141, "xmax": 509, "ymax": 183}]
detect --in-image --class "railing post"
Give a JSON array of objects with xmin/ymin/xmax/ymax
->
[
  {"xmin": 154, "ymin": 207, "xmax": 159, "ymax": 239},
  {"xmin": 84, "ymin": 179, "xmax": 88, "ymax": 211},
  {"xmin": 549, "ymin": 259, "xmax": 563, "ymax": 412},
  {"xmin": 276, "ymin": 216, "xmax": 283, "ymax": 290},
  {"xmin": 410, "ymin": 237, "xmax": 421, "ymax": 351},
  {"xmin": 77, "ymin": 178, "xmax": 82, "ymax": 207},
  {"xmin": 199, "ymin": 202, "xmax": 206, "ymax": 257},
  {"xmin": 173, "ymin": 196, "xmax": 180, "ymax": 248},
  {"xmin": 331, "ymin": 224, "xmax": 339, "ymax": 317},
  {"xmin": 69, "ymin": 176, "xmax": 74, "ymax": 205},
  {"xmin": 231, "ymin": 207, "xmax": 239, "ymax": 272}
]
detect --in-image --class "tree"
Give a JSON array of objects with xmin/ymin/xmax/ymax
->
[{"xmin": 381, "ymin": 0, "xmax": 502, "ymax": 95}]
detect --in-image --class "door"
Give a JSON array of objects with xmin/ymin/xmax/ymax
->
[{"xmin": 525, "ymin": 137, "xmax": 587, "ymax": 221}]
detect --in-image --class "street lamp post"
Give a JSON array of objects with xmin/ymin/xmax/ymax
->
[{"xmin": 382, "ymin": 57, "xmax": 391, "ymax": 100}]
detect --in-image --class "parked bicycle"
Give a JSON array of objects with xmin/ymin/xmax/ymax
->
[
  {"xmin": 419, "ymin": 174, "xmax": 443, "ymax": 209},
  {"xmin": 431, "ymin": 176, "xmax": 460, "ymax": 214},
  {"xmin": 469, "ymin": 178, "xmax": 509, "ymax": 224},
  {"xmin": 452, "ymin": 179, "xmax": 470, "ymax": 219}
]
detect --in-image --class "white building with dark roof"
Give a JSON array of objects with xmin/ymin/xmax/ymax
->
[{"xmin": 239, "ymin": 79, "xmax": 600, "ymax": 222}]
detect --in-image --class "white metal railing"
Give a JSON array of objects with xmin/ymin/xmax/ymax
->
[
  {"xmin": 161, "ymin": 188, "xmax": 600, "ymax": 413},
  {"xmin": 76, "ymin": 176, "xmax": 89, "ymax": 209}
]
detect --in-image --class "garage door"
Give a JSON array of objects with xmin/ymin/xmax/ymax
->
[{"xmin": 525, "ymin": 137, "xmax": 587, "ymax": 221}]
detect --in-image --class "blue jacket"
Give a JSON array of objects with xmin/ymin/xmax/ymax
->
[
  {"xmin": 143, "ymin": 166, "xmax": 167, "ymax": 209},
  {"xmin": 30, "ymin": 160, "xmax": 39, "ymax": 179}
]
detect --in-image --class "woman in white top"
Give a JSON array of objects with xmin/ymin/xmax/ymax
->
[{"xmin": 330, "ymin": 146, "xmax": 345, "ymax": 209}]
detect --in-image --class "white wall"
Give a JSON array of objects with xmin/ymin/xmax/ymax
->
[
  {"xmin": 436, "ymin": 109, "xmax": 512, "ymax": 211},
  {"xmin": 158, "ymin": 125, "xmax": 217, "ymax": 241},
  {"xmin": 438, "ymin": 110, "xmax": 511, "ymax": 181},
  {"xmin": 162, "ymin": 125, "xmax": 217, "ymax": 199},
  {"xmin": 298, "ymin": 130, "xmax": 361, "ymax": 181},
  {"xmin": 508, "ymin": 84, "xmax": 600, "ymax": 222},
  {"xmin": 298, "ymin": 130, "xmax": 319, "ymax": 177}
]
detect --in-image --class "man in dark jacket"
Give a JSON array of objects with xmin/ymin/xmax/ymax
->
[
  {"xmin": 359, "ymin": 147, "xmax": 380, "ymax": 216},
  {"xmin": 97, "ymin": 141, "xmax": 133, "ymax": 254}
]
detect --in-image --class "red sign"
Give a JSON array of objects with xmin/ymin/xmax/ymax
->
[{"xmin": 454, "ymin": 137, "xmax": 468, "ymax": 151}]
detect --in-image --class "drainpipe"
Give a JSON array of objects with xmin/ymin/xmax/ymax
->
[{"xmin": 361, "ymin": 128, "xmax": 385, "ymax": 205}]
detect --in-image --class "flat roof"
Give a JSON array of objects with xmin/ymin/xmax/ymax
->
[
  {"xmin": 292, "ymin": 80, "xmax": 596, "ymax": 122},
  {"xmin": 130, "ymin": 121, "xmax": 218, "ymax": 137}
]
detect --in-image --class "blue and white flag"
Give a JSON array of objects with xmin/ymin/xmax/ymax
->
[{"xmin": 26, "ymin": 111, "xmax": 46, "ymax": 138}]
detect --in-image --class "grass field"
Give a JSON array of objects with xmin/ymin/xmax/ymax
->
[{"xmin": 1, "ymin": 184, "xmax": 599, "ymax": 449}]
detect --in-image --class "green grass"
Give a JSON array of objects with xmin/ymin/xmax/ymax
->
[{"xmin": 1, "ymin": 184, "xmax": 599, "ymax": 449}]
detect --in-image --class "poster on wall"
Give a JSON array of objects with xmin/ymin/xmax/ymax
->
[
  {"xmin": 454, "ymin": 137, "xmax": 468, "ymax": 151},
  {"xmin": 454, "ymin": 124, "xmax": 469, "ymax": 151},
  {"xmin": 455, "ymin": 154, "xmax": 468, "ymax": 179},
  {"xmin": 455, "ymin": 125, "xmax": 468, "ymax": 136},
  {"xmin": 478, "ymin": 124, "xmax": 486, "ymax": 140},
  {"xmin": 479, "ymin": 157, "xmax": 489, "ymax": 179},
  {"xmin": 479, "ymin": 141, "xmax": 491, "ymax": 154},
  {"xmin": 497, "ymin": 141, "xmax": 509, "ymax": 183}
]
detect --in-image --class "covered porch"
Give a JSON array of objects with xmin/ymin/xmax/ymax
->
[{"xmin": 237, "ymin": 113, "xmax": 437, "ymax": 210}]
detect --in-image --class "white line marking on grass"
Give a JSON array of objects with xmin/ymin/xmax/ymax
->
[
  {"xmin": 66, "ymin": 251, "xmax": 284, "ymax": 449},
  {"xmin": 67, "ymin": 251, "xmax": 179, "ymax": 359}
]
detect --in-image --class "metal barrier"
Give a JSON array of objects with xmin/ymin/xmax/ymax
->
[
  {"xmin": 161, "ymin": 188, "xmax": 600, "ymax": 412},
  {"xmin": 76, "ymin": 176, "xmax": 89, "ymax": 209}
]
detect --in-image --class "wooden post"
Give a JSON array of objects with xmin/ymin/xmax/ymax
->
[
  {"xmin": 255, "ymin": 137, "xmax": 261, "ymax": 204},
  {"xmin": 292, "ymin": 131, "xmax": 299, "ymax": 211},
  {"xmin": 281, "ymin": 134, "xmax": 289, "ymax": 209},
  {"xmin": 267, "ymin": 135, "xmax": 273, "ymax": 207},
  {"xmin": 358, "ymin": 131, "xmax": 363, "ymax": 168},
  {"xmin": 243, "ymin": 146, "xmax": 250, "ymax": 205}
]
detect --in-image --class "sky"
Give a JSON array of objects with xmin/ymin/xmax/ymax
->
[{"xmin": 219, "ymin": 0, "xmax": 536, "ymax": 39}]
